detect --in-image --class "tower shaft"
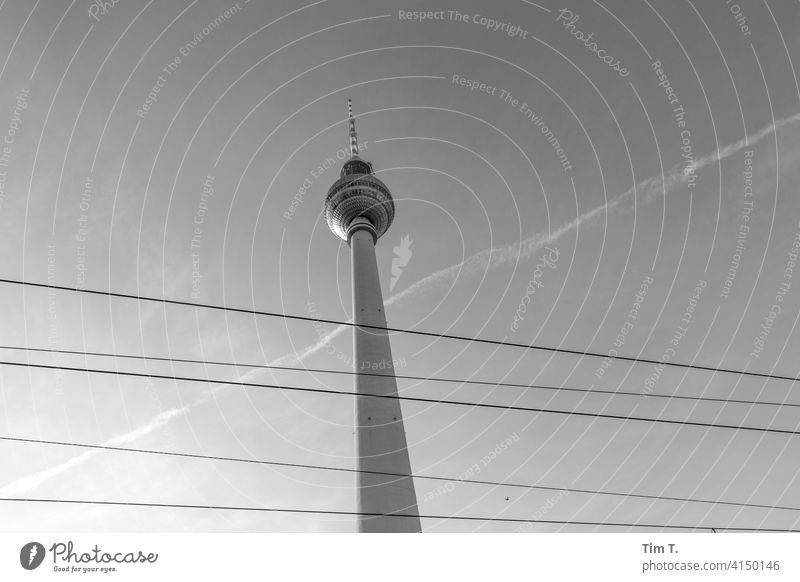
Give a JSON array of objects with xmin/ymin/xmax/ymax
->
[{"xmin": 351, "ymin": 227, "xmax": 421, "ymax": 533}]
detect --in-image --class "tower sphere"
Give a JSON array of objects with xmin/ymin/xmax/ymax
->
[
  {"xmin": 324, "ymin": 100, "xmax": 394, "ymax": 242},
  {"xmin": 324, "ymin": 158, "xmax": 394, "ymax": 241}
]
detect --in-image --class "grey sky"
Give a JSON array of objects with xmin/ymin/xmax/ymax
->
[{"xmin": 1, "ymin": 0, "xmax": 799, "ymax": 532}]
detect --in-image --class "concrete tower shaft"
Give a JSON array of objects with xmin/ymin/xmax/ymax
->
[{"xmin": 352, "ymin": 227, "xmax": 421, "ymax": 532}]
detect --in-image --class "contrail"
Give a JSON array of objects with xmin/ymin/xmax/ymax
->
[
  {"xmin": 0, "ymin": 369, "xmax": 264, "ymax": 496},
  {"xmin": 6, "ymin": 112, "xmax": 798, "ymax": 495},
  {"xmin": 389, "ymin": 111, "xmax": 800, "ymax": 302},
  {"xmin": 0, "ymin": 406, "xmax": 184, "ymax": 496},
  {"xmin": 274, "ymin": 111, "xmax": 800, "ymax": 366}
]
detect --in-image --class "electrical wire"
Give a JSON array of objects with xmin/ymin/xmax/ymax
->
[
  {"xmin": 2, "ymin": 359, "xmax": 798, "ymax": 436},
  {"xmin": 3, "ymin": 435, "xmax": 798, "ymax": 513},
  {"xmin": 2, "ymin": 497, "xmax": 796, "ymax": 531},
  {"xmin": 2, "ymin": 344, "xmax": 797, "ymax": 409},
  {"xmin": 2, "ymin": 277, "xmax": 798, "ymax": 384}
]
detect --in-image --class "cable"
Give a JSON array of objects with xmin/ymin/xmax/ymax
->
[
  {"xmin": 2, "ymin": 359, "xmax": 798, "ymax": 436},
  {"xmin": 3, "ymin": 344, "xmax": 798, "ymax": 410},
  {"xmin": 4, "ymin": 435, "xmax": 799, "ymax": 513},
  {"xmin": 2, "ymin": 277, "xmax": 799, "ymax": 385},
  {"xmin": 2, "ymin": 497, "xmax": 796, "ymax": 531}
]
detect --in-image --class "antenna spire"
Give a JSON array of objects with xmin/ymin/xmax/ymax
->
[{"xmin": 347, "ymin": 98, "xmax": 358, "ymax": 156}]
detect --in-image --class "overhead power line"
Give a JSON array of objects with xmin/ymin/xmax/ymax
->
[
  {"xmin": 1, "ymin": 497, "xmax": 796, "ymax": 531},
  {"xmin": 2, "ymin": 344, "xmax": 797, "ymax": 410},
  {"xmin": 2, "ymin": 359, "xmax": 798, "ymax": 436},
  {"xmin": 4, "ymin": 435, "xmax": 799, "ymax": 513},
  {"xmin": 2, "ymin": 277, "xmax": 798, "ymax": 384}
]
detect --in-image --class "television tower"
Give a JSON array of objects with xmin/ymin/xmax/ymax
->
[{"xmin": 324, "ymin": 100, "xmax": 421, "ymax": 533}]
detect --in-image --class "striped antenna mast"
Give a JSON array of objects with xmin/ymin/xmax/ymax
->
[{"xmin": 347, "ymin": 98, "xmax": 358, "ymax": 156}]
